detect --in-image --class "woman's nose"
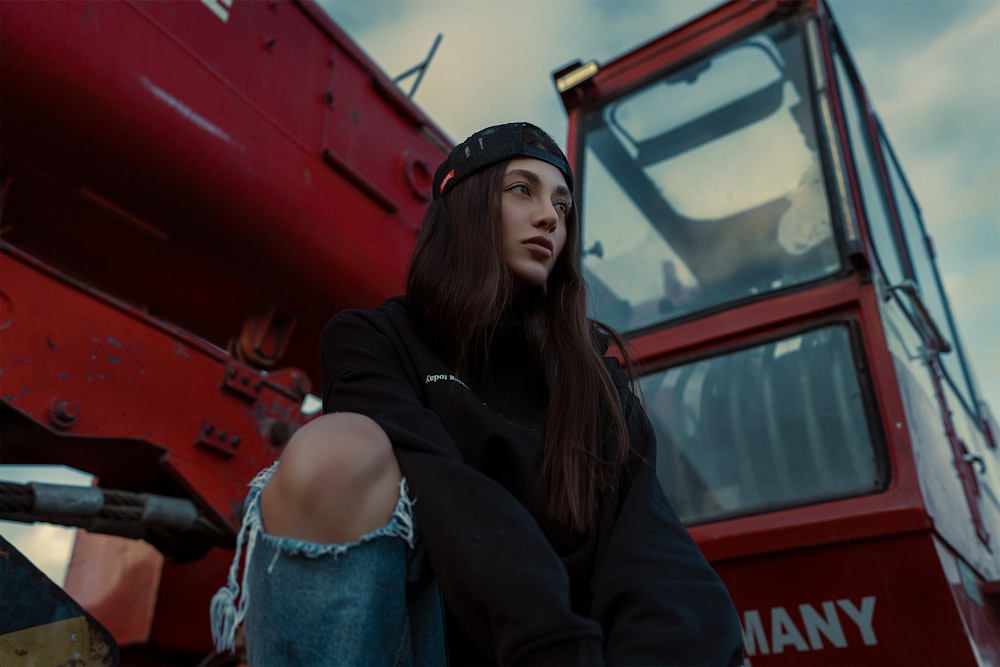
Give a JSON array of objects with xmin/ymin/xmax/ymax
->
[{"xmin": 533, "ymin": 202, "xmax": 558, "ymax": 231}]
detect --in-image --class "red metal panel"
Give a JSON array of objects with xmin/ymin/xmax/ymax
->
[
  {"xmin": 718, "ymin": 531, "xmax": 981, "ymax": 666},
  {"xmin": 0, "ymin": 1, "xmax": 455, "ymax": 657},
  {"xmin": 63, "ymin": 532, "xmax": 163, "ymax": 647},
  {"xmin": 146, "ymin": 547, "xmax": 237, "ymax": 654},
  {"xmin": 0, "ymin": 243, "xmax": 309, "ymax": 529},
  {"xmin": 62, "ymin": 536, "xmax": 241, "ymax": 657},
  {"xmin": 0, "ymin": 0, "xmax": 450, "ymax": 384}
]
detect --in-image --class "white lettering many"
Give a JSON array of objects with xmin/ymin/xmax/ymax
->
[
  {"xmin": 772, "ymin": 607, "xmax": 809, "ymax": 653},
  {"xmin": 837, "ymin": 597, "xmax": 877, "ymax": 646},
  {"xmin": 800, "ymin": 601, "xmax": 847, "ymax": 649},
  {"xmin": 741, "ymin": 596, "xmax": 877, "ymax": 656},
  {"xmin": 200, "ymin": 0, "xmax": 233, "ymax": 23},
  {"xmin": 742, "ymin": 610, "xmax": 769, "ymax": 656}
]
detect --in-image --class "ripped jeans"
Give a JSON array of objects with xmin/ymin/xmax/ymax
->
[{"xmin": 210, "ymin": 462, "xmax": 447, "ymax": 666}]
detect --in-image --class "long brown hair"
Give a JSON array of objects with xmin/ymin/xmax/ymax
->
[{"xmin": 406, "ymin": 125, "xmax": 631, "ymax": 533}]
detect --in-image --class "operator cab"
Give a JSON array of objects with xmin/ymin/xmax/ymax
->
[
  {"xmin": 574, "ymin": 16, "xmax": 876, "ymax": 525},
  {"xmin": 557, "ymin": 1, "xmax": 998, "ymax": 664}
]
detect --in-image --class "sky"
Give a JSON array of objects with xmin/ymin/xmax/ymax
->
[{"xmin": 2, "ymin": 0, "xmax": 997, "ymax": 585}]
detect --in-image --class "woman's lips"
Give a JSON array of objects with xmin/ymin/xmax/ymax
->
[{"xmin": 523, "ymin": 238, "xmax": 553, "ymax": 259}]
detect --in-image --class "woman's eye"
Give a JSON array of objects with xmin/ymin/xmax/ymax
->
[
  {"xmin": 509, "ymin": 183, "xmax": 530, "ymax": 195},
  {"xmin": 554, "ymin": 201, "xmax": 570, "ymax": 214}
]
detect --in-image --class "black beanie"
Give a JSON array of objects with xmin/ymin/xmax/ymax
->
[{"xmin": 432, "ymin": 122, "xmax": 573, "ymax": 200}]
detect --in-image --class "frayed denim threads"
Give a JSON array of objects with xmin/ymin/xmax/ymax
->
[{"xmin": 210, "ymin": 461, "xmax": 442, "ymax": 666}]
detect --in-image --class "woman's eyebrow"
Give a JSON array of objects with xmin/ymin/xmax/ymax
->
[{"xmin": 505, "ymin": 168, "xmax": 571, "ymax": 197}]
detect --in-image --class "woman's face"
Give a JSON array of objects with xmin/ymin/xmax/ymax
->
[{"xmin": 501, "ymin": 158, "xmax": 571, "ymax": 289}]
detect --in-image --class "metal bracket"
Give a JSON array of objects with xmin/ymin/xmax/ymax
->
[
  {"xmin": 221, "ymin": 361, "xmax": 262, "ymax": 402},
  {"xmin": 194, "ymin": 420, "xmax": 242, "ymax": 459},
  {"xmin": 886, "ymin": 279, "xmax": 952, "ymax": 354}
]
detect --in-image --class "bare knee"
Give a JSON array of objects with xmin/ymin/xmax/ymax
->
[{"xmin": 260, "ymin": 412, "xmax": 402, "ymax": 544}]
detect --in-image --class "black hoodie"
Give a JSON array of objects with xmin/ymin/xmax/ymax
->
[{"xmin": 321, "ymin": 296, "xmax": 743, "ymax": 666}]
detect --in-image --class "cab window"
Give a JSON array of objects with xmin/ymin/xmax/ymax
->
[
  {"xmin": 831, "ymin": 43, "xmax": 906, "ymax": 286},
  {"xmin": 641, "ymin": 324, "xmax": 887, "ymax": 524},
  {"xmin": 579, "ymin": 18, "xmax": 841, "ymax": 332}
]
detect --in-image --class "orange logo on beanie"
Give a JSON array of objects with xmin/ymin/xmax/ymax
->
[{"xmin": 439, "ymin": 169, "xmax": 455, "ymax": 195}]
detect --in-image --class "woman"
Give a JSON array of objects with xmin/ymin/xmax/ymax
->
[{"xmin": 212, "ymin": 122, "xmax": 744, "ymax": 665}]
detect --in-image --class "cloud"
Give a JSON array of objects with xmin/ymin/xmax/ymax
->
[
  {"xmin": 0, "ymin": 521, "xmax": 76, "ymax": 585},
  {"xmin": 943, "ymin": 261, "xmax": 1000, "ymax": 413},
  {"xmin": 320, "ymin": 0, "xmax": 718, "ymax": 143},
  {"xmin": 870, "ymin": 3, "xmax": 1000, "ymax": 414},
  {"xmin": 867, "ymin": 3, "xmax": 1000, "ymax": 244}
]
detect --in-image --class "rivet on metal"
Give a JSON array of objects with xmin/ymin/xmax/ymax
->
[{"xmin": 49, "ymin": 400, "xmax": 80, "ymax": 430}]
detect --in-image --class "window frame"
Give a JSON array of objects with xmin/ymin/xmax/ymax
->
[{"xmin": 639, "ymin": 316, "xmax": 891, "ymax": 525}]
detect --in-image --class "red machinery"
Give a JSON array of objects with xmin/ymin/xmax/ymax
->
[
  {"xmin": 554, "ymin": 0, "xmax": 999, "ymax": 664},
  {"xmin": 1, "ymin": 0, "xmax": 447, "ymax": 663},
  {"xmin": 1, "ymin": 0, "xmax": 997, "ymax": 665}
]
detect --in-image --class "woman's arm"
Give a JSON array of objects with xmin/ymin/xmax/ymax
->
[
  {"xmin": 591, "ymin": 361, "xmax": 744, "ymax": 666},
  {"xmin": 321, "ymin": 305, "xmax": 605, "ymax": 665}
]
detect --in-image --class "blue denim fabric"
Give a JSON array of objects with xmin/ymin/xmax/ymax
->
[{"xmin": 210, "ymin": 462, "xmax": 447, "ymax": 666}]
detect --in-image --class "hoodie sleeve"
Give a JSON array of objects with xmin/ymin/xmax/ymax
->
[
  {"xmin": 592, "ymin": 361, "xmax": 744, "ymax": 666},
  {"xmin": 320, "ymin": 308, "xmax": 605, "ymax": 665}
]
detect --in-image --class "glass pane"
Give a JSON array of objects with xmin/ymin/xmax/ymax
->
[
  {"xmin": 640, "ymin": 325, "xmax": 885, "ymax": 524},
  {"xmin": 580, "ymin": 19, "xmax": 842, "ymax": 333},
  {"xmin": 832, "ymin": 47, "xmax": 904, "ymax": 285}
]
